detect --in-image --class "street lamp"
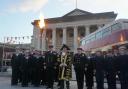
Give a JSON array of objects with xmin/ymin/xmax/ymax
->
[
  {"xmin": 1, "ymin": 37, "xmax": 5, "ymax": 72},
  {"xmin": 77, "ymin": 37, "xmax": 81, "ymax": 46},
  {"xmin": 38, "ymin": 13, "xmax": 45, "ymax": 51},
  {"xmin": 77, "ymin": 37, "xmax": 80, "ymax": 41}
]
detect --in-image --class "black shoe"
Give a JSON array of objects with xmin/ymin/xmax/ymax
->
[
  {"xmin": 87, "ymin": 87, "xmax": 92, "ymax": 89},
  {"xmin": 66, "ymin": 86, "xmax": 70, "ymax": 89},
  {"xmin": 47, "ymin": 87, "xmax": 53, "ymax": 89},
  {"xmin": 11, "ymin": 83, "xmax": 17, "ymax": 86},
  {"xmin": 67, "ymin": 87, "xmax": 70, "ymax": 89},
  {"xmin": 58, "ymin": 87, "xmax": 64, "ymax": 89},
  {"xmin": 11, "ymin": 82, "xmax": 18, "ymax": 86},
  {"xmin": 22, "ymin": 85, "xmax": 28, "ymax": 87},
  {"xmin": 34, "ymin": 85, "xmax": 40, "ymax": 87},
  {"xmin": 58, "ymin": 86, "xmax": 64, "ymax": 89}
]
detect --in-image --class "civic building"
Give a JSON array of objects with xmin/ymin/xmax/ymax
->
[{"xmin": 31, "ymin": 8, "xmax": 117, "ymax": 52}]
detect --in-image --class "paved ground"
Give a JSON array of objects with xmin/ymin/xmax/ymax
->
[
  {"xmin": 0, "ymin": 76, "xmax": 121, "ymax": 89},
  {"xmin": 0, "ymin": 68, "xmax": 121, "ymax": 89}
]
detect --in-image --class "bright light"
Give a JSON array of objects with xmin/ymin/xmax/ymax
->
[
  {"xmin": 39, "ymin": 13, "xmax": 45, "ymax": 28},
  {"xmin": 120, "ymin": 34, "xmax": 124, "ymax": 42},
  {"xmin": 77, "ymin": 37, "xmax": 80, "ymax": 41}
]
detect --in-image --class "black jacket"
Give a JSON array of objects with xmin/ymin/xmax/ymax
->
[{"xmin": 73, "ymin": 53, "xmax": 88, "ymax": 69}]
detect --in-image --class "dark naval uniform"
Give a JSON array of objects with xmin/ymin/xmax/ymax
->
[
  {"xmin": 94, "ymin": 55, "xmax": 105, "ymax": 89},
  {"xmin": 85, "ymin": 55, "xmax": 95, "ymax": 89},
  {"xmin": 118, "ymin": 54, "xmax": 128, "ymax": 89},
  {"xmin": 20, "ymin": 54, "xmax": 29, "ymax": 87},
  {"xmin": 104, "ymin": 55, "xmax": 116, "ymax": 89},
  {"xmin": 73, "ymin": 53, "xmax": 88, "ymax": 89},
  {"xmin": 28, "ymin": 54, "xmax": 35, "ymax": 85},
  {"xmin": 34, "ymin": 54, "xmax": 43, "ymax": 87},
  {"xmin": 113, "ymin": 53, "xmax": 120, "ymax": 81},
  {"xmin": 40, "ymin": 54, "xmax": 47, "ymax": 86},
  {"xmin": 29, "ymin": 54, "xmax": 41, "ymax": 87},
  {"xmin": 11, "ymin": 53, "xmax": 20, "ymax": 85},
  {"xmin": 45, "ymin": 51, "xmax": 58, "ymax": 89}
]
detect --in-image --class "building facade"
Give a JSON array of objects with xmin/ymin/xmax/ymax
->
[{"xmin": 31, "ymin": 9, "xmax": 117, "ymax": 52}]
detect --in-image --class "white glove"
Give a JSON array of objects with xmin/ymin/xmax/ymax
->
[
  {"xmin": 44, "ymin": 66, "xmax": 46, "ymax": 69},
  {"xmin": 63, "ymin": 63, "xmax": 67, "ymax": 67},
  {"xmin": 60, "ymin": 63, "xmax": 63, "ymax": 67},
  {"xmin": 60, "ymin": 63, "xmax": 67, "ymax": 67}
]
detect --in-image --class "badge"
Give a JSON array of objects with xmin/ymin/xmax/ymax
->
[
  {"xmin": 44, "ymin": 66, "xmax": 46, "ymax": 69},
  {"xmin": 85, "ymin": 68, "xmax": 87, "ymax": 71}
]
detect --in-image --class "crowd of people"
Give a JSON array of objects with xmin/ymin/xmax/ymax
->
[{"xmin": 11, "ymin": 44, "xmax": 128, "ymax": 89}]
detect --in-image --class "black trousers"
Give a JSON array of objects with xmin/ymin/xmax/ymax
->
[
  {"xmin": 11, "ymin": 68, "xmax": 20, "ymax": 85},
  {"xmin": 47, "ymin": 67, "xmax": 55, "ymax": 88},
  {"xmin": 33, "ymin": 69, "xmax": 41, "ymax": 86},
  {"xmin": 59, "ymin": 80, "xmax": 70, "ymax": 89},
  {"xmin": 85, "ymin": 69, "xmax": 94, "ymax": 88},
  {"xmin": 21, "ymin": 70, "xmax": 29, "ymax": 86},
  {"xmin": 54, "ymin": 68, "xmax": 59, "ymax": 82},
  {"xmin": 96, "ymin": 70, "xmax": 104, "ymax": 89},
  {"xmin": 41, "ymin": 69, "xmax": 47, "ymax": 85},
  {"xmin": 75, "ymin": 68, "xmax": 84, "ymax": 89},
  {"xmin": 120, "ymin": 72, "xmax": 128, "ymax": 89},
  {"xmin": 106, "ymin": 71, "xmax": 116, "ymax": 89}
]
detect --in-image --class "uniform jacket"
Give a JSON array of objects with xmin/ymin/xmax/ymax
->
[
  {"xmin": 73, "ymin": 53, "xmax": 88, "ymax": 69},
  {"xmin": 45, "ymin": 51, "xmax": 58, "ymax": 68}
]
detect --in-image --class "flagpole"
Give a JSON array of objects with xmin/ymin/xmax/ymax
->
[
  {"xmin": 76, "ymin": 0, "xmax": 77, "ymax": 9},
  {"xmin": 1, "ymin": 37, "xmax": 5, "ymax": 72}
]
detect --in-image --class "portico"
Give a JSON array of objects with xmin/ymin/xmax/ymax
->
[{"xmin": 31, "ymin": 9, "xmax": 117, "ymax": 52}]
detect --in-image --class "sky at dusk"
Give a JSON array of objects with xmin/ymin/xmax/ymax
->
[{"xmin": 0, "ymin": 0, "xmax": 128, "ymax": 43}]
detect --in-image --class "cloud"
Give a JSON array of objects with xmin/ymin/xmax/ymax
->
[
  {"xmin": 0, "ymin": 12, "xmax": 4, "ymax": 15},
  {"xmin": 9, "ymin": 0, "xmax": 48, "ymax": 13},
  {"xmin": 0, "ymin": 10, "xmax": 7, "ymax": 16},
  {"xmin": 58, "ymin": 0, "xmax": 74, "ymax": 2},
  {"xmin": 78, "ymin": 0, "xmax": 128, "ymax": 18},
  {"xmin": 58, "ymin": 0, "xmax": 75, "ymax": 6}
]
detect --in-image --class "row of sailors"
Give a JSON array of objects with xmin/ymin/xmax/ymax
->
[
  {"xmin": 11, "ymin": 44, "xmax": 128, "ymax": 89},
  {"xmin": 11, "ymin": 44, "xmax": 71, "ymax": 89}
]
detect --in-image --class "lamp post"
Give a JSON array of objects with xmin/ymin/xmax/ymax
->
[
  {"xmin": 39, "ymin": 28, "xmax": 43, "ymax": 51},
  {"xmin": 38, "ymin": 13, "xmax": 45, "ymax": 51},
  {"xmin": 1, "ymin": 37, "xmax": 5, "ymax": 72},
  {"xmin": 77, "ymin": 36, "xmax": 81, "ymax": 46}
]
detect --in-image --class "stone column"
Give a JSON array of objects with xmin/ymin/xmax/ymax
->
[
  {"xmin": 74, "ymin": 26, "xmax": 78, "ymax": 53},
  {"xmin": 85, "ymin": 26, "xmax": 90, "ymax": 36},
  {"xmin": 52, "ymin": 28, "xmax": 56, "ymax": 48},
  {"xmin": 37, "ymin": 28, "xmax": 41, "ymax": 50},
  {"xmin": 42, "ymin": 28, "xmax": 46, "ymax": 51},
  {"xmin": 31, "ymin": 26, "xmax": 35, "ymax": 48},
  {"xmin": 62, "ymin": 27, "xmax": 67, "ymax": 44},
  {"xmin": 33, "ymin": 26, "xmax": 39, "ymax": 50}
]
